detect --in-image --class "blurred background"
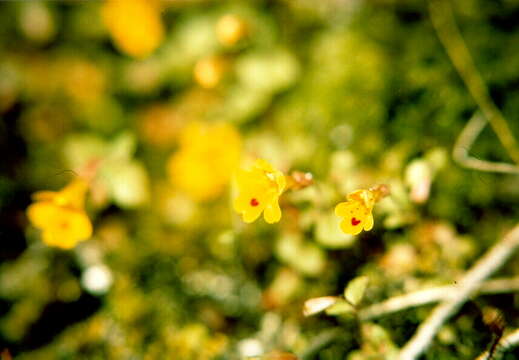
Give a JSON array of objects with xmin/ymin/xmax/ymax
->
[{"xmin": 1, "ymin": 0, "xmax": 519, "ymax": 359}]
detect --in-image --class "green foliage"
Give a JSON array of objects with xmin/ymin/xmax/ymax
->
[
  {"xmin": 0, "ymin": 0, "xmax": 518, "ymax": 359},
  {"xmin": 344, "ymin": 276, "xmax": 369, "ymax": 307}
]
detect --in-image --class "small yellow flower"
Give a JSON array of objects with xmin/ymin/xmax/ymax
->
[
  {"xmin": 102, "ymin": 0, "xmax": 164, "ymax": 58},
  {"xmin": 334, "ymin": 189, "xmax": 376, "ymax": 236},
  {"xmin": 216, "ymin": 14, "xmax": 248, "ymax": 47},
  {"xmin": 167, "ymin": 122, "xmax": 241, "ymax": 201},
  {"xmin": 193, "ymin": 56, "xmax": 226, "ymax": 89},
  {"xmin": 233, "ymin": 159, "xmax": 286, "ymax": 224},
  {"xmin": 335, "ymin": 185, "xmax": 389, "ymax": 235},
  {"xmin": 335, "ymin": 190, "xmax": 375, "ymax": 235},
  {"xmin": 26, "ymin": 178, "xmax": 93, "ymax": 249}
]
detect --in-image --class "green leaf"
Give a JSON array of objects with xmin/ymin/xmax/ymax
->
[
  {"xmin": 344, "ymin": 276, "xmax": 369, "ymax": 306},
  {"xmin": 62, "ymin": 133, "xmax": 108, "ymax": 169},
  {"xmin": 103, "ymin": 161, "xmax": 150, "ymax": 208},
  {"xmin": 108, "ymin": 132, "xmax": 136, "ymax": 161},
  {"xmin": 275, "ymin": 234, "xmax": 326, "ymax": 277},
  {"xmin": 236, "ymin": 48, "xmax": 299, "ymax": 93},
  {"xmin": 325, "ymin": 300, "xmax": 356, "ymax": 316},
  {"xmin": 314, "ymin": 212, "xmax": 355, "ymax": 249}
]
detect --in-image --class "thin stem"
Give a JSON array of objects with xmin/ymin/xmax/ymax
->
[
  {"xmin": 301, "ymin": 278, "xmax": 519, "ymax": 357},
  {"xmin": 398, "ymin": 224, "xmax": 519, "ymax": 360},
  {"xmin": 475, "ymin": 329, "xmax": 519, "ymax": 360},
  {"xmin": 453, "ymin": 112, "xmax": 519, "ymax": 174},
  {"xmin": 429, "ymin": 0, "xmax": 519, "ymax": 165}
]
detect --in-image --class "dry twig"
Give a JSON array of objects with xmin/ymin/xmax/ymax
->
[
  {"xmin": 398, "ymin": 225, "xmax": 519, "ymax": 360},
  {"xmin": 359, "ymin": 277, "xmax": 519, "ymax": 321}
]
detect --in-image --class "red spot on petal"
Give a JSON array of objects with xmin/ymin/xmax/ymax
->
[
  {"xmin": 250, "ymin": 198, "xmax": 259, "ymax": 207},
  {"xmin": 351, "ymin": 217, "xmax": 361, "ymax": 226}
]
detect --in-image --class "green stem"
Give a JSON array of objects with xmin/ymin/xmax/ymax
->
[{"xmin": 429, "ymin": 0, "xmax": 519, "ymax": 165}]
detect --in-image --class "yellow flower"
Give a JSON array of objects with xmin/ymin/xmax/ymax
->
[
  {"xmin": 167, "ymin": 122, "xmax": 241, "ymax": 201},
  {"xmin": 233, "ymin": 159, "xmax": 286, "ymax": 224},
  {"xmin": 216, "ymin": 14, "xmax": 248, "ymax": 47},
  {"xmin": 102, "ymin": 0, "xmax": 164, "ymax": 58},
  {"xmin": 193, "ymin": 56, "xmax": 226, "ymax": 89},
  {"xmin": 26, "ymin": 178, "xmax": 93, "ymax": 249},
  {"xmin": 334, "ymin": 189, "xmax": 376, "ymax": 236},
  {"xmin": 334, "ymin": 185, "xmax": 389, "ymax": 235}
]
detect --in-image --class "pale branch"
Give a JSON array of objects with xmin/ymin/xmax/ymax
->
[
  {"xmin": 475, "ymin": 328, "xmax": 519, "ymax": 360},
  {"xmin": 358, "ymin": 277, "xmax": 519, "ymax": 321},
  {"xmin": 301, "ymin": 277, "xmax": 519, "ymax": 357},
  {"xmin": 453, "ymin": 113, "xmax": 519, "ymax": 174},
  {"xmin": 398, "ymin": 224, "xmax": 519, "ymax": 360}
]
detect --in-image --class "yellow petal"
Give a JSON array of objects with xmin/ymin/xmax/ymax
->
[
  {"xmin": 253, "ymin": 159, "xmax": 275, "ymax": 173},
  {"xmin": 347, "ymin": 190, "xmax": 366, "ymax": 202},
  {"xmin": 274, "ymin": 172, "xmax": 286, "ymax": 194},
  {"xmin": 102, "ymin": 0, "xmax": 164, "ymax": 58},
  {"xmin": 335, "ymin": 201, "xmax": 355, "ymax": 217},
  {"xmin": 235, "ymin": 169, "xmax": 257, "ymax": 189},
  {"xmin": 44, "ymin": 231, "xmax": 83, "ymax": 249},
  {"xmin": 234, "ymin": 192, "xmax": 267, "ymax": 223},
  {"xmin": 363, "ymin": 213, "xmax": 374, "ymax": 231},
  {"xmin": 263, "ymin": 200, "xmax": 281, "ymax": 224},
  {"xmin": 242, "ymin": 205, "xmax": 264, "ymax": 223},
  {"xmin": 27, "ymin": 202, "xmax": 60, "ymax": 229},
  {"xmin": 59, "ymin": 178, "xmax": 89, "ymax": 208},
  {"xmin": 41, "ymin": 210, "xmax": 92, "ymax": 249},
  {"xmin": 233, "ymin": 159, "xmax": 286, "ymax": 224},
  {"xmin": 168, "ymin": 121, "xmax": 241, "ymax": 202},
  {"xmin": 254, "ymin": 159, "xmax": 285, "ymax": 194},
  {"xmin": 67, "ymin": 210, "xmax": 93, "ymax": 240},
  {"xmin": 29, "ymin": 202, "xmax": 92, "ymax": 249},
  {"xmin": 170, "ymin": 152, "xmax": 223, "ymax": 201},
  {"xmin": 178, "ymin": 122, "xmax": 202, "ymax": 147},
  {"xmin": 347, "ymin": 189, "xmax": 375, "ymax": 209},
  {"xmin": 233, "ymin": 193, "xmax": 250, "ymax": 213},
  {"xmin": 42, "ymin": 231, "xmax": 77, "ymax": 249},
  {"xmin": 339, "ymin": 218, "xmax": 364, "ymax": 236}
]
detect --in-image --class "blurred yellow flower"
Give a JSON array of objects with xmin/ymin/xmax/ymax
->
[
  {"xmin": 26, "ymin": 178, "xmax": 92, "ymax": 249},
  {"xmin": 335, "ymin": 185, "xmax": 389, "ymax": 235},
  {"xmin": 167, "ymin": 122, "xmax": 241, "ymax": 201},
  {"xmin": 102, "ymin": 0, "xmax": 164, "ymax": 58},
  {"xmin": 233, "ymin": 159, "xmax": 286, "ymax": 224},
  {"xmin": 194, "ymin": 56, "xmax": 226, "ymax": 89},
  {"xmin": 216, "ymin": 14, "xmax": 248, "ymax": 47}
]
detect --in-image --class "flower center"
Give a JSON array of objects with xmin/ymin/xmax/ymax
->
[
  {"xmin": 250, "ymin": 198, "xmax": 259, "ymax": 207},
  {"xmin": 351, "ymin": 217, "xmax": 361, "ymax": 226}
]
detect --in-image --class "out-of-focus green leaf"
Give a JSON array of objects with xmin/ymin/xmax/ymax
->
[
  {"xmin": 325, "ymin": 299, "xmax": 356, "ymax": 316},
  {"xmin": 221, "ymin": 86, "xmax": 271, "ymax": 123},
  {"xmin": 62, "ymin": 133, "xmax": 109, "ymax": 169},
  {"xmin": 236, "ymin": 48, "xmax": 299, "ymax": 93},
  {"xmin": 103, "ymin": 161, "xmax": 150, "ymax": 208},
  {"xmin": 108, "ymin": 132, "xmax": 136, "ymax": 161},
  {"xmin": 275, "ymin": 234, "xmax": 325, "ymax": 277},
  {"xmin": 344, "ymin": 276, "xmax": 368, "ymax": 306},
  {"xmin": 315, "ymin": 212, "xmax": 355, "ymax": 249}
]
